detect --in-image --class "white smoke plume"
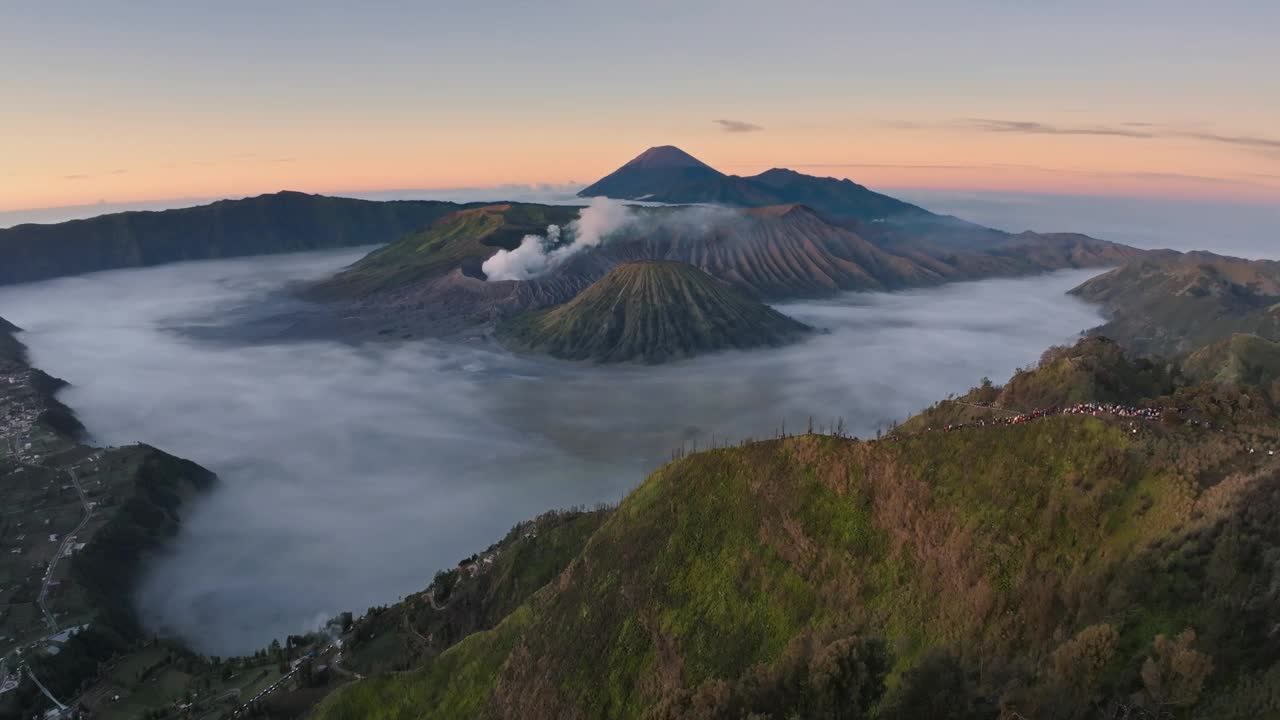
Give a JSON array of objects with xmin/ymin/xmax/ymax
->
[
  {"xmin": 481, "ymin": 224, "xmax": 562, "ymax": 281},
  {"xmin": 482, "ymin": 197, "xmax": 637, "ymax": 281}
]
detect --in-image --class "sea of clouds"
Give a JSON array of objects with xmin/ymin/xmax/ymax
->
[{"xmin": 0, "ymin": 250, "xmax": 1105, "ymax": 654}]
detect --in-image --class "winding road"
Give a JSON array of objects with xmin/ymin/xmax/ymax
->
[
  {"xmin": 38, "ymin": 469, "xmax": 90, "ymax": 630},
  {"xmin": 0, "ymin": 464, "xmax": 91, "ymax": 713}
]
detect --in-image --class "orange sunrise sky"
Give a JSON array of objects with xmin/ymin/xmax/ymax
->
[{"xmin": 4, "ymin": 2, "xmax": 1278, "ymax": 212}]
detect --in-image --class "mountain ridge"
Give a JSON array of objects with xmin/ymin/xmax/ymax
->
[
  {"xmin": 1070, "ymin": 251, "xmax": 1280, "ymax": 356},
  {"xmin": 0, "ymin": 191, "xmax": 472, "ymax": 286},
  {"xmin": 0, "ymin": 147, "xmax": 1145, "ymax": 293}
]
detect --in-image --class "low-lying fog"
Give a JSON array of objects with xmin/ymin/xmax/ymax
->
[{"xmin": 0, "ymin": 250, "xmax": 1106, "ymax": 655}]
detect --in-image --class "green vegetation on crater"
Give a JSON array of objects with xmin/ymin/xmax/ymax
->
[{"xmin": 310, "ymin": 203, "xmax": 580, "ymax": 299}]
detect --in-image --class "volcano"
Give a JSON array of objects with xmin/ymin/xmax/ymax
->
[{"xmin": 496, "ymin": 260, "xmax": 811, "ymax": 363}]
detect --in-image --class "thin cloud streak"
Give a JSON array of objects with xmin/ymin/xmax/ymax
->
[
  {"xmin": 1182, "ymin": 131, "xmax": 1280, "ymax": 151},
  {"xmin": 788, "ymin": 161, "xmax": 1272, "ymax": 188},
  {"xmin": 63, "ymin": 169, "xmax": 129, "ymax": 181},
  {"xmin": 714, "ymin": 119, "xmax": 764, "ymax": 133},
  {"xmin": 952, "ymin": 117, "xmax": 1280, "ymax": 152},
  {"xmin": 962, "ymin": 118, "xmax": 1154, "ymax": 139}
]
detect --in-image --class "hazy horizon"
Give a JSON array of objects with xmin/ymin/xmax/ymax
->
[{"xmin": 4, "ymin": 184, "xmax": 1273, "ymax": 262}]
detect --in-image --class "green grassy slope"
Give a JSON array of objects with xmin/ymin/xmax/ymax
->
[
  {"xmin": 1183, "ymin": 333, "xmax": 1280, "ymax": 386},
  {"xmin": 900, "ymin": 336, "xmax": 1179, "ymax": 434},
  {"xmin": 997, "ymin": 337, "xmax": 1177, "ymax": 410},
  {"xmin": 0, "ymin": 191, "xmax": 467, "ymax": 286},
  {"xmin": 1071, "ymin": 252, "xmax": 1280, "ymax": 356},
  {"xmin": 309, "ymin": 203, "xmax": 579, "ymax": 299},
  {"xmin": 342, "ymin": 509, "xmax": 611, "ymax": 676},
  {"xmin": 496, "ymin": 261, "xmax": 812, "ymax": 363},
  {"xmin": 314, "ymin": 363, "xmax": 1280, "ymax": 719}
]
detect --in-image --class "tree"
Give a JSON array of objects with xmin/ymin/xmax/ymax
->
[
  {"xmin": 296, "ymin": 657, "xmax": 315, "ymax": 689},
  {"xmin": 1051, "ymin": 624, "xmax": 1119, "ymax": 699},
  {"xmin": 806, "ymin": 636, "xmax": 891, "ymax": 720},
  {"xmin": 878, "ymin": 650, "xmax": 990, "ymax": 720},
  {"xmin": 1141, "ymin": 629, "xmax": 1214, "ymax": 709},
  {"xmin": 645, "ymin": 635, "xmax": 890, "ymax": 720}
]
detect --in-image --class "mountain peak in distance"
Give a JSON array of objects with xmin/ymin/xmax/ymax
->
[
  {"xmin": 578, "ymin": 146, "xmax": 727, "ymax": 200},
  {"xmin": 619, "ymin": 145, "xmax": 717, "ymax": 171}
]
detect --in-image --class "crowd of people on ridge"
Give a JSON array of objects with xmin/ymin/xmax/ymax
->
[{"xmin": 929, "ymin": 402, "xmax": 1164, "ymax": 434}]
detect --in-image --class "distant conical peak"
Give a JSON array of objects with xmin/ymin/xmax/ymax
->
[{"xmin": 622, "ymin": 146, "xmax": 715, "ymax": 171}]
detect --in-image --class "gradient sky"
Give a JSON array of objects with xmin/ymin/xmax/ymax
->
[{"xmin": 3, "ymin": 1, "xmax": 1279, "ymax": 212}]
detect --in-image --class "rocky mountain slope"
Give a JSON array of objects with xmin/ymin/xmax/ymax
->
[
  {"xmin": 497, "ymin": 261, "xmax": 812, "ymax": 363},
  {"xmin": 0, "ymin": 191, "xmax": 467, "ymax": 286},
  {"xmin": 313, "ymin": 338, "xmax": 1280, "ymax": 720},
  {"xmin": 1071, "ymin": 252, "xmax": 1280, "ymax": 356}
]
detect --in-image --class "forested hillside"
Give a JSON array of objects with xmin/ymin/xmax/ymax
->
[{"xmin": 314, "ymin": 337, "xmax": 1280, "ymax": 720}]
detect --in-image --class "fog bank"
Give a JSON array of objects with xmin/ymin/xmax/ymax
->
[{"xmin": 0, "ymin": 251, "xmax": 1105, "ymax": 655}]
